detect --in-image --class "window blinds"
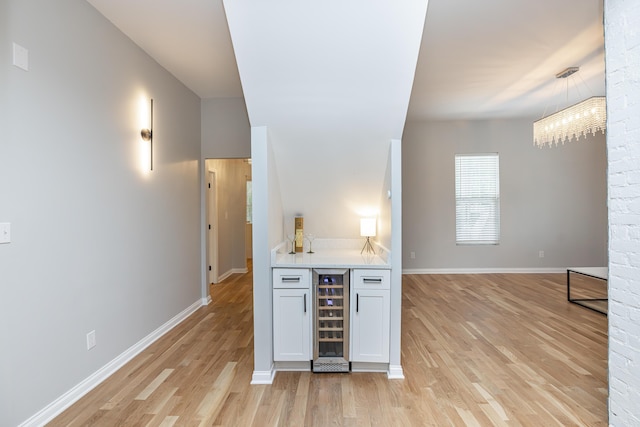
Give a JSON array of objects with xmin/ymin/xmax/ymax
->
[{"xmin": 455, "ymin": 154, "xmax": 500, "ymax": 245}]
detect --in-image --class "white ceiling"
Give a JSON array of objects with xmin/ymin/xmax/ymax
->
[
  {"xmin": 87, "ymin": 0, "xmax": 605, "ymax": 122},
  {"xmin": 410, "ymin": 0, "xmax": 605, "ymax": 121},
  {"xmin": 222, "ymin": 0, "xmax": 427, "ymax": 140}
]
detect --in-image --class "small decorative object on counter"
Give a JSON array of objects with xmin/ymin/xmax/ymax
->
[
  {"xmin": 286, "ymin": 234, "xmax": 296, "ymax": 254},
  {"xmin": 305, "ymin": 233, "xmax": 315, "ymax": 254},
  {"xmin": 295, "ymin": 216, "xmax": 304, "ymax": 253}
]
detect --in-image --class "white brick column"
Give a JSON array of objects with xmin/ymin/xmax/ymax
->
[{"xmin": 605, "ymin": 1, "xmax": 640, "ymax": 425}]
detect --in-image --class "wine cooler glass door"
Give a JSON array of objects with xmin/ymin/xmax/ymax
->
[{"xmin": 313, "ymin": 269, "xmax": 349, "ymax": 372}]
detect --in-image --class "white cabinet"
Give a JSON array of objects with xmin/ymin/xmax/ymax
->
[
  {"xmin": 273, "ymin": 268, "xmax": 311, "ymax": 361},
  {"xmin": 350, "ymin": 269, "xmax": 390, "ymax": 363}
]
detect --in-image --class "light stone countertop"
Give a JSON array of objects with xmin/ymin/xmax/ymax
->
[{"xmin": 272, "ymin": 249, "xmax": 390, "ymax": 269}]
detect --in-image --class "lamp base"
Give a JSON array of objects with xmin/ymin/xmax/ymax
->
[{"xmin": 361, "ymin": 237, "xmax": 375, "ymax": 255}]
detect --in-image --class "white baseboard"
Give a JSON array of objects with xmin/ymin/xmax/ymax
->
[
  {"xmin": 217, "ymin": 267, "xmax": 249, "ymax": 283},
  {"xmin": 402, "ymin": 267, "xmax": 566, "ymax": 275},
  {"xmin": 387, "ymin": 364, "xmax": 405, "ymax": 379},
  {"xmin": 202, "ymin": 295, "xmax": 212, "ymax": 305},
  {"xmin": 217, "ymin": 269, "xmax": 233, "ymax": 282},
  {"xmin": 251, "ymin": 367, "xmax": 276, "ymax": 384},
  {"xmin": 19, "ymin": 299, "xmax": 204, "ymax": 427}
]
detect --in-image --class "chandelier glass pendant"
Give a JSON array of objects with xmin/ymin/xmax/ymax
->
[{"xmin": 533, "ymin": 67, "xmax": 606, "ymax": 148}]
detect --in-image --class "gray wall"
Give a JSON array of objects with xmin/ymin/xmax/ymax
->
[
  {"xmin": 201, "ymin": 97, "xmax": 251, "ymax": 159},
  {"xmin": 605, "ymin": 0, "xmax": 640, "ymax": 424},
  {"xmin": 0, "ymin": 1, "xmax": 202, "ymax": 425},
  {"xmin": 402, "ymin": 118, "xmax": 608, "ymax": 271}
]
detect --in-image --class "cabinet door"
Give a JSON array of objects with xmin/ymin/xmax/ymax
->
[
  {"xmin": 351, "ymin": 289, "xmax": 390, "ymax": 363},
  {"xmin": 273, "ymin": 288, "xmax": 311, "ymax": 361}
]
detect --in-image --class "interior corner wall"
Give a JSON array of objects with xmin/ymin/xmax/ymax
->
[
  {"xmin": 201, "ymin": 97, "xmax": 251, "ymax": 159},
  {"xmin": 0, "ymin": 1, "xmax": 201, "ymax": 425},
  {"xmin": 377, "ymin": 142, "xmax": 393, "ymax": 251},
  {"xmin": 270, "ymin": 132, "xmax": 390, "ymax": 239},
  {"xmin": 267, "ymin": 134, "xmax": 284, "ymax": 251},
  {"xmin": 402, "ymin": 118, "xmax": 608, "ymax": 271},
  {"xmin": 604, "ymin": 1, "xmax": 640, "ymax": 425}
]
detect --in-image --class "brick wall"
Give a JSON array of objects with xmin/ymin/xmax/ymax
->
[{"xmin": 605, "ymin": 1, "xmax": 640, "ymax": 425}]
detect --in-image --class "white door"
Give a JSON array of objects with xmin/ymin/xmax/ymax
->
[{"xmin": 207, "ymin": 171, "xmax": 218, "ymax": 284}]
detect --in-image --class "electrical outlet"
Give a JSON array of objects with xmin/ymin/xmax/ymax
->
[
  {"xmin": 12, "ymin": 43, "xmax": 29, "ymax": 71},
  {"xmin": 410, "ymin": 251, "xmax": 416, "ymax": 259},
  {"xmin": 86, "ymin": 330, "xmax": 96, "ymax": 350},
  {"xmin": 0, "ymin": 223, "xmax": 10, "ymax": 244},
  {"xmin": 538, "ymin": 250, "xmax": 545, "ymax": 258}
]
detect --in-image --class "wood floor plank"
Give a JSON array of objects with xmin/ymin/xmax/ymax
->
[
  {"xmin": 195, "ymin": 362, "xmax": 237, "ymax": 426},
  {"xmin": 135, "ymin": 369, "xmax": 174, "ymax": 401},
  {"xmin": 285, "ymin": 372, "xmax": 310, "ymax": 425},
  {"xmin": 49, "ymin": 268, "xmax": 607, "ymax": 426},
  {"xmin": 156, "ymin": 415, "xmax": 178, "ymax": 427}
]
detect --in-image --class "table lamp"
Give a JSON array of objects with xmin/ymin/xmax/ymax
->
[{"xmin": 360, "ymin": 218, "xmax": 376, "ymax": 254}]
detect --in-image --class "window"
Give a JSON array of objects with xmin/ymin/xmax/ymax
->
[
  {"xmin": 455, "ymin": 153, "xmax": 500, "ymax": 245},
  {"xmin": 246, "ymin": 180, "xmax": 252, "ymax": 224}
]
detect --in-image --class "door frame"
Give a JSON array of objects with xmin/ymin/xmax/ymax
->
[{"xmin": 206, "ymin": 169, "xmax": 219, "ymax": 285}]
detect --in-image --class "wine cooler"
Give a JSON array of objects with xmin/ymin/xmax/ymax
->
[{"xmin": 312, "ymin": 269, "xmax": 350, "ymax": 372}]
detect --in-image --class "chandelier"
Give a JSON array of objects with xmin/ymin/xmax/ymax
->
[{"xmin": 533, "ymin": 67, "xmax": 606, "ymax": 148}]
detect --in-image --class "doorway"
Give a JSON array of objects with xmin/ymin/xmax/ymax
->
[{"xmin": 205, "ymin": 158, "xmax": 253, "ymax": 288}]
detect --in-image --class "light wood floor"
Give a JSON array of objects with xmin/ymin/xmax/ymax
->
[{"xmin": 50, "ymin": 270, "xmax": 607, "ymax": 426}]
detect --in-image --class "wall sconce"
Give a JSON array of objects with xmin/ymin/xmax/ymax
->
[
  {"xmin": 360, "ymin": 218, "xmax": 376, "ymax": 254},
  {"xmin": 140, "ymin": 98, "xmax": 153, "ymax": 171}
]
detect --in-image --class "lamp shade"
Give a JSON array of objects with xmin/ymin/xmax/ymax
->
[{"xmin": 360, "ymin": 218, "xmax": 376, "ymax": 237}]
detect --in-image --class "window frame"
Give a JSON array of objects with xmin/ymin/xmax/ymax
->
[{"xmin": 454, "ymin": 153, "xmax": 501, "ymax": 245}]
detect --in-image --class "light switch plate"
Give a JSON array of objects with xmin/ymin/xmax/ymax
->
[
  {"xmin": 12, "ymin": 43, "xmax": 28, "ymax": 71},
  {"xmin": 0, "ymin": 223, "xmax": 10, "ymax": 244}
]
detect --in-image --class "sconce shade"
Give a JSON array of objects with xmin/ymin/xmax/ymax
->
[
  {"xmin": 140, "ymin": 98, "xmax": 153, "ymax": 171},
  {"xmin": 360, "ymin": 218, "xmax": 376, "ymax": 237}
]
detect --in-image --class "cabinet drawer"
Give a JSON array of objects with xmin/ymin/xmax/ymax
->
[
  {"xmin": 352, "ymin": 269, "xmax": 390, "ymax": 290},
  {"xmin": 273, "ymin": 268, "xmax": 311, "ymax": 288}
]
